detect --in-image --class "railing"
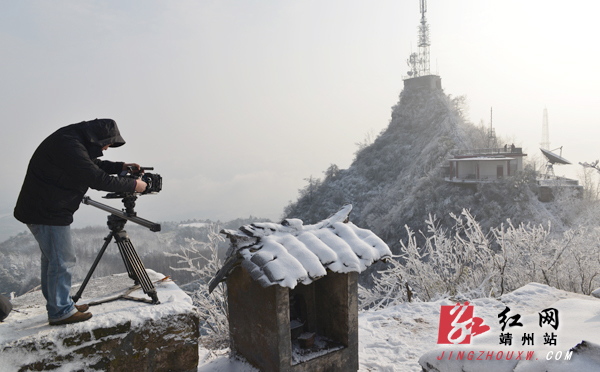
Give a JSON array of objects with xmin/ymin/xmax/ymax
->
[
  {"xmin": 444, "ymin": 176, "xmax": 494, "ymax": 184},
  {"xmin": 452, "ymin": 147, "xmax": 523, "ymax": 156},
  {"xmin": 537, "ymin": 178, "xmax": 580, "ymax": 186}
]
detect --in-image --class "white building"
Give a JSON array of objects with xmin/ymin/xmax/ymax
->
[{"xmin": 445, "ymin": 147, "xmax": 527, "ymax": 184}]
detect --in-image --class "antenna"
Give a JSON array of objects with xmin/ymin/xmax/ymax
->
[
  {"xmin": 418, "ymin": 0, "xmax": 430, "ymax": 75},
  {"xmin": 487, "ymin": 107, "xmax": 497, "ymax": 148},
  {"xmin": 541, "ymin": 107, "xmax": 550, "ymax": 150},
  {"xmin": 406, "ymin": 0, "xmax": 431, "ymax": 77}
]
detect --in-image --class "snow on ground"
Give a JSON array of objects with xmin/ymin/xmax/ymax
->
[
  {"xmin": 197, "ymin": 283, "xmax": 600, "ymax": 372},
  {"xmin": 5, "ymin": 279, "xmax": 600, "ymax": 371},
  {"xmin": 359, "ymin": 299, "xmax": 443, "ymax": 371},
  {"xmin": 198, "ymin": 349, "xmax": 259, "ymax": 372}
]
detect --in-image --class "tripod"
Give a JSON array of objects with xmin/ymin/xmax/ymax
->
[{"xmin": 72, "ymin": 195, "xmax": 161, "ymax": 305}]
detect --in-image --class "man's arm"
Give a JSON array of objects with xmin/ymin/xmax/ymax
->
[
  {"xmin": 94, "ymin": 160, "xmax": 141, "ymax": 175},
  {"xmin": 93, "ymin": 159, "xmax": 124, "ymax": 174},
  {"xmin": 56, "ymin": 139, "xmax": 136, "ymax": 193},
  {"xmin": 95, "ymin": 161, "xmax": 148, "ymax": 192}
]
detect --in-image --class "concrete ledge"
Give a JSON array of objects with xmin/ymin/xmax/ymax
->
[{"xmin": 0, "ymin": 270, "xmax": 199, "ymax": 372}]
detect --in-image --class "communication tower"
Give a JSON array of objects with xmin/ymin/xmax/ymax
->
[
  {"xmin": 540, "ymin": 108, "xmax": 550, "ymax": 150},
  {"xmin": 487, "ymin": 107, "xmax": 497, "ymax": 148},
  {"xmin": 406, "ymin": 0, "xmax": 431, "ymax": 77}
]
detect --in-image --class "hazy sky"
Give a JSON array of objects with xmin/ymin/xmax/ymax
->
[{"xmin": 2, "ymin": 0, "xmax": 599, "ymax": 230}]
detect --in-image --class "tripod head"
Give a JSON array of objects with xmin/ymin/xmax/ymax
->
[{"xmin": 120, "ymin": 194, "xmax": 138, "ymax": 217}]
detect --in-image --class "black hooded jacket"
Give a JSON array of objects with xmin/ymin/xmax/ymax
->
[{"xmin": 14, "ymin": 119, "xmax": 136, "ymax": 226}]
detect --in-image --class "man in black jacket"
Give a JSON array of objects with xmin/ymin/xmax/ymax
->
[{"xmin": 14, "ymin": 119, "xmax": 147, "ymax": 325}]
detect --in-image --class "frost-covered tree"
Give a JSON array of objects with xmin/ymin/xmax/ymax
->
[
  {"xmin": 359, "ymin": 210, "xmax": 600, "ymax": 310},
  {"xmin": 579, "ymin": 160, "xmax": 600, "ymax": 203},
  {"xmin": 165, "ymin": 224, "xmax": 229, "ymax": 350}
]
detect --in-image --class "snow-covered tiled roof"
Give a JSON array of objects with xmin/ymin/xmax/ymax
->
[{"xmin": 209, "ymin": 205, "xmax": 392, "ymax": 291}]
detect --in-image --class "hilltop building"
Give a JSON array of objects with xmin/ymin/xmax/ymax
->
[
  {"xmin": 404, "ymin": 74, "xmax": 442, "ymax": 91},
  {"xmin": 445, "ymin": 146, "xmax": 527, "ymax": 184},
  {"xmin": 443, "ymin": 146, "xmax": 583, "ymax": 202}
]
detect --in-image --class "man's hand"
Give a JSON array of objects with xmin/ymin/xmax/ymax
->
[
  {"xmin": 135, "ymin": 180, "xmax": 148, "ymax": 193},
  {"xmin": 123, "ymin": 163, "xmax": 146, "ymax": 192},
  {"xmin": 123, "ymin": 163, "xmax": 142, "ymax": 173}
]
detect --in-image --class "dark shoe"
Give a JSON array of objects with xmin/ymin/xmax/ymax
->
[
  {"xmin": 49, "ymin": 311, "xmax": 92, "ymax": 326},
  {"xmin": 75, "ymin": 304, "xmax": 89, "ymax": 313}
]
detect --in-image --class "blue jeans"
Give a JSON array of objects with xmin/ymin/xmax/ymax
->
[{"xmin": 28, "ymin": 224, "xmax": 78, "ymax": 321}]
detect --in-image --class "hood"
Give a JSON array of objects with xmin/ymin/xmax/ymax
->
[
  {"xmin": 68, "ymin": 118, "xmax": 126, "ymax": 159},
  {"xmin": 78, "ymin": 118, "xmax": 126, "ymax": 148}
]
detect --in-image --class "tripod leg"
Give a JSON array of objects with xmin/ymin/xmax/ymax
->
[
  {"xmin": 117, "ymin": 238, "xmax": 138, "ymax": 284},
  {"xmin": 114, "ymin": 231, "xmax": 160, "ymax": 304},
  {"xmin": 72, "ymin": 232, "xmax": 114, "ymax": 303}
]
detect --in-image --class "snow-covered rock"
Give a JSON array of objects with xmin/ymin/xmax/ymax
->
[{"xmin": 0, "ymin": 270, "xmax": 199, "ymax": 371}]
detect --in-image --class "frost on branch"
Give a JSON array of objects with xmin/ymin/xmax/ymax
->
[
  {"xmin": 165, "ymin": 224, "xmax": 229, "ymax": 350},
  {"xmin": 360, "ymin": 210, "xmax": 600, "ymax": 310}
]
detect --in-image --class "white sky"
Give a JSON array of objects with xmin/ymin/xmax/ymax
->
[{"xmin": 2, "ymin": 0, "xmax": 599, "ymax": 228}]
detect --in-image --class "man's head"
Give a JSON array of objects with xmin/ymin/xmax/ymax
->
[
  {"xmin": 83, "ymin": 119, "xmax": 126, "ymax": 148},
  {"xmin": 77, "ymin": 119, "xmax": 125, "ymax": 159}
]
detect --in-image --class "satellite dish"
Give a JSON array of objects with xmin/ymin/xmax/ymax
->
[
  {"xmin": 540, "ymin": 148, "xmax": 571, "ymax": 165},
  {"xmin": 540, "ymin": 147, "xmax": 571, "ymax": 178}
]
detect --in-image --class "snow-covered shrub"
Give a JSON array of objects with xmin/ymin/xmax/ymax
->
[
  {"xmin": 493, "ymin": 220, "xmax": 600, "ymax": 295},
  {"xmin": 358, "ymin": 257, "xmax": 408, "ymax": 310},
  {"xmin": 165, "ymin": 224, "xmax": 229, "ymax": 349},
  {"xmin": 360, "ymin": 210, "xmax": 497, "ymax": 308},
  {"xmin": 491, "ymin": 219, "xmax": 550, "ymax": 295},
  {"xmin": 360, "ymin": 210, "xmax": 600, "ymax": 310},
  {"xmin": 401, "ymin": 211, "xmax": 497, "ymax": 302}
]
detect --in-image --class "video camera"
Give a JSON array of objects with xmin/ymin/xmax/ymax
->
[{"xmin": 104, "ymin": 166, "xmax": 162, "ymax": 199}]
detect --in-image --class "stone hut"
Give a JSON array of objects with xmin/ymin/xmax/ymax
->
[{"xmin": 209, "ymin": 205, "xmax": 392, "ymax": 372}]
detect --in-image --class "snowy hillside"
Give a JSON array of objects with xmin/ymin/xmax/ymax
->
[
  {"xmin": 196, "ymin": 283, "xmax": 600, "ymax": 372},
  {"xmin": 284, "ymin": 85, "xmax": 584, "ymax": 253},
  {"xmin": 0, "ymin": 217, "xmax": 268, "ymax": 298}
]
